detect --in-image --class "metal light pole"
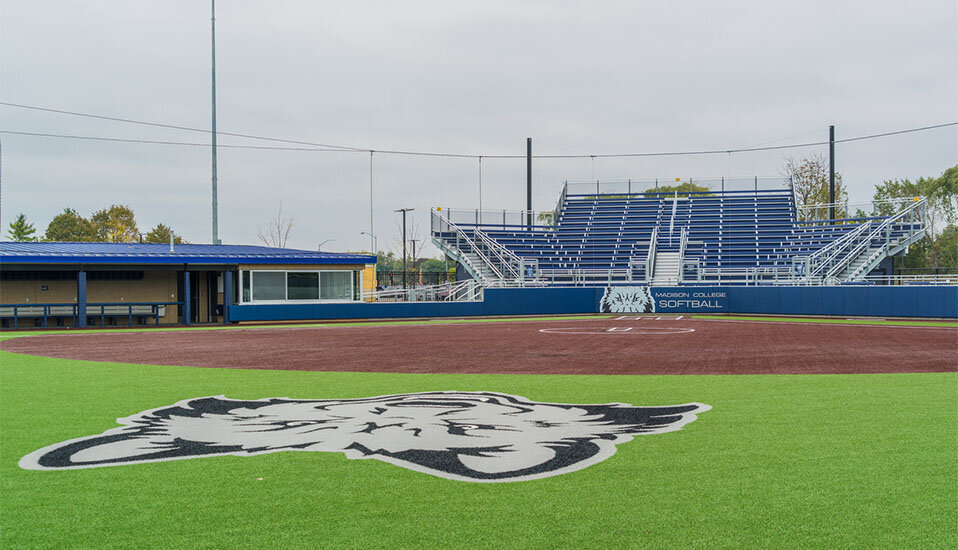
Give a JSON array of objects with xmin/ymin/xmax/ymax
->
[
  {"xmin": 526, "ymin": 137, "xmax": 532, "ymax": 229},
  {"xmin": 369, "ymin": 151, "xmax": 374, "ymax": 253},
  {"xmin": 360, "ymin": 231, "xmax": 377, "ymax": 254},
  {"xmin": 210, "ymin": 0, "xmax": 220, "ymax": 244},
  {"xmin": 828, "ymin": 125, "xmax": 836, "ymax": 224},
  {"xmin": 394, "ymin": 208, "xmax": 414, "ymax": 292},
  {"xmin": 318, "ymin": 239, "xmax": 334, "ymax": 251}
]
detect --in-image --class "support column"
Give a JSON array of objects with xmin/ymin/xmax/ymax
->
[
  {"xmin": 183, "ymin": 271, "xmax": 192, "ymax": 326},
  {"xmin": 77, "ymin": 271, "xmax": 87, "ymax": 328},
  {"xmin": 223, "ymin": 270, "xmax": 233, "ymax": 325}
]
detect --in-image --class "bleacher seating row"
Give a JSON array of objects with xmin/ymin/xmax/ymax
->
[{"xmin": 443, "ymin": 188, "xmax": 878, "ymax": 277}]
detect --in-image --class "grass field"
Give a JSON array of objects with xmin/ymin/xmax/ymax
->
[{"xmin": 2, "ymin": 322, "xmax": 956, "ymax": 549}]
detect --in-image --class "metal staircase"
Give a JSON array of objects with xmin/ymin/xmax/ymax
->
[
  {"xmin": 798, "ymin": 198, "xmax": 927, "ymax": 284},
  {"xmin": 431, "ymin": 209, "xmax": 528, "ymax": 285},
  {"xmin": 651, "ymin": 252, "xmax": 680, "ymax": 285}
]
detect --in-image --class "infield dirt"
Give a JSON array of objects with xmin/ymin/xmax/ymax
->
[{"xmin": 3, "ymin": 317, "xmax": 955, "ymax": 375}]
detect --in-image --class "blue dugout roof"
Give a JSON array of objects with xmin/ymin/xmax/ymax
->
[{"xmin": 0, "ymin": 242, "xmax": 376, "ymax": 266}]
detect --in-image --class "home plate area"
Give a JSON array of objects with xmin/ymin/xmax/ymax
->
[{"xmin": 539, "ymin": 316, "xmax": 695, "ymax": 335}]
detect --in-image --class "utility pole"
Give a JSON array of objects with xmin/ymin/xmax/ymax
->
[
  {"xmin": 828, "ymin": 125, "xmax": 835, "ymax": 224},
  {"xmin": 526, "ymin": 137, "xmax": 533, "ymax": 229},
  {"xmin": 394, "ymin": 208, "xmax": 414, "ymax": 292},
  {"xmin": 210, "ymin": 0, "xmax": 220, "ymax": 244}
]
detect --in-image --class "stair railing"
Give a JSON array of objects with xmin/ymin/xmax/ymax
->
[
  {"xmin": 645, "ymin": 226, "xmax": 658, "ymax": 283},
  {"xmin": 473, "ymin": 227, "xmax": 522, "ymax": 280},
  {"xmin": 826, "ymin": 198, "xmax": 927, "ymax": 281},
  {"xmin": 668, "ymin": 192, "xmax": 678, "ymax": 244},
  {"xmin": 677, "ymin": 226, "xmax": 688, "ymax": 283},
  {"xmin": 802, "ymin": 221, "xmax": 872, "ymax": 279},
  {"xmin": 430, "ymin": 209, "xmax": 502, "ymax": 283},
  {"xmin": 552, "ymin": 182, "xmax": 568, "ymax": 228}
]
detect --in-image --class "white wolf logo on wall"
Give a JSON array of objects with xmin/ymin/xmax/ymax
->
[
  {"xmin": 20, "ymin": 392, "xmax": 709, "ymax": 483},
  {"xmin": 600, "ymin": 286, "xmax": 655, "ymax": 313}
]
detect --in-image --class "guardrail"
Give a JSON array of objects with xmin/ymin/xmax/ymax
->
[
  {"xmin": 435, "ymin": 208, "xmax": 555, "ymax": 230},
  {"xmin": 863, "ymin": 274, "xmax": 958, "ymax": 285},
  {"xmin": 364, "ymin": 280, "xmax": 483, "ymax": 302},
  {"xmin": 796, "ymin": 197, "xmax": 923, "ymax": 222},
  {"xmin": 563, "ymin": 177, "xmax": 792, "ymax": 196}
]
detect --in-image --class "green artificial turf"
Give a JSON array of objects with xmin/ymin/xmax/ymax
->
[{"xmin": 1, "ymin": 350, "xmax": 955, "ymax": 549}]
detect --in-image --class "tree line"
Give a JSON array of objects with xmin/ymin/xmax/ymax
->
[{"xmin": 6, "ymin": 205, "xmax": 185, "ymax": 244}]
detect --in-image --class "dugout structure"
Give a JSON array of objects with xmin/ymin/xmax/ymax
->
[{"xmin": 0, "ymin": 242, "xmax": 375, "ymax": 328}]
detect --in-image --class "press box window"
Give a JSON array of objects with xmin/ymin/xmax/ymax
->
[
  {"xmin": 251, "ymin": 271, "xmax": 285, "ymax": 301},
  {"xmin": 240, "ymin": 269, "xmax": 358, "ymax": 303},
  {"xmin": 287, "ymin": 272, "xmax": 319, "ymax": 300}
]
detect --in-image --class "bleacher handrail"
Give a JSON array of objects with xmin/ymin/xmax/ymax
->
[
  {"xmin": 431, "ymin": 209, "xmax": 500, "ymax": 283},
  {"xmin": 825, "ymin": 198, "xmax": 926, "ymax": 280},
  {"xmin": 796, "ymin": 197, "xmax": 923, "ymax": 223},
  {"xmin": 473, "ymin": 227, "xmax": 522, "ymax": 280},
  {"xmin": 437, "ymin": 208, "xmax": 555, "ymax": 230},
  {"xmin": 563, "ymin": 177, "xmax": 791, "ymax": 196},
  {"xmin": 803, "ymin": 221, "xmax": 872, "ymax": 278},
  {"xmin": 677, "ymin": 227, "xmax": 688, "ymax": 283},
  {"xmin": 646, "ymin": 226, "xmax": 658, "ymax": 283}
]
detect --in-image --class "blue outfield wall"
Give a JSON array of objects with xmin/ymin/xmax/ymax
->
[
  {"xmin": 228, "ymin": 287, "xmax": 601, "ymax": 322},
  {"xmin": 228, "ymin": 285, "xmax": 957, "ymax": 322}
]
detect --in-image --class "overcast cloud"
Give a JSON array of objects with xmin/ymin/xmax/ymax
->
[{"xmin": 1, "ymin": 0, "xmax": 956, "ymax": 256}]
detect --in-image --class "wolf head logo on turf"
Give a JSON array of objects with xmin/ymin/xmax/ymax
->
[
  {"xmin": 600, "ymin": 286, "xmax": 655, "ymax": 313},
  {"xmin": 19, "ymin": 391, "xmax": 709, "ymax": 482}
]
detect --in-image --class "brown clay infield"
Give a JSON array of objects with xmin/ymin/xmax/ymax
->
[{"xmin": 2, "ymin": 317, "xmax": 956, "ymax": 376}]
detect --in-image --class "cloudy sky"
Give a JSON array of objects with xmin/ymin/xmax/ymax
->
[{"xmin": 1, "ymin": 0, "xmax": 956, "ymax": 256}]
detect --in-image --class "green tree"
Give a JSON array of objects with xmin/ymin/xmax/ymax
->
[
  {"xmin": 375, "ymin": 251, "xmax": 402, "ymax": 272},
  {"xmin": 6, "ymin": 213, "xmax": 37, "ymax": 241},
  {"xmin": 419, "ymin": 258, "xmax": 447, "ymax": 273},
  {"xmin": 536, "ymin": 212, "xmax": 555, "ymax": 225},
  {"xmin": 44, "ymin": 208, "xmax": 97, "ymax": 242},
  {"xmin": 782, "ymin": 155, "xmax": 848, "ymax": 221},
  {"xmin": 144, "ymin": 223, "xmax": 185, "ymax": 244},
  {"xmin": 932, "ymin": 225, "xmax": 958, "ymax": 270},
  {"xmin": 91, "ymin": 204, "xmax": 139, "ymax": 243},
  {"xmin": 872, "ymin": 165, "xmax": 958, "ymax": 270},
  {"xmin": 645, "ymin": 182, "xmax": 712, "ymax": 196}
]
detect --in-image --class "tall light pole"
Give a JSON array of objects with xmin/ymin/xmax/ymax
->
[
  {"xmin": 828, "ymin": 125, "xmax": 836, "ymax": 224},
  {"xmin": 394, "ymin": 208, "xmax": 414, "ymax": 292},
  {"xmin": 210, "ymin": 0, "xmax": 220, "ymax": 244},
  {"xmin": 526, "ymin": 137, "xmax": 533, "ymax": 229},
  {"xmin": 360, "ymin": 231, "xmax": 377, "ymax": 254},
  {"xmin": 369, "ymin": 152, "xmax": 374, "ymax": 255},
  {"xmin": 317, "ymin": 239, "xmax": 334, "ymax": 251}
]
